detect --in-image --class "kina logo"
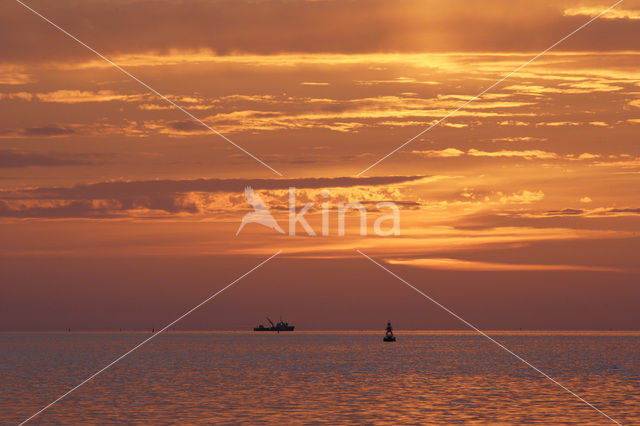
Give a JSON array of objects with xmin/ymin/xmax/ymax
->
[
  {"xmin": 236, "ymin": 186, "xmax": 285, "ymax": 236},
  {"xmin": 236, "ymin": 186, "xmax": 400, "ymax": 237}
]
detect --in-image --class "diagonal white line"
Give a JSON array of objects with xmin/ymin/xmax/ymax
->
[
  {"xmin": 19, "ymin": 250, "xmax": 282, "ymax": 425},
  {"xmin": 357, "ymin": 0, "xmax": 624, "ymax": 176},
  {"xmin": 356, "ymin": 249, "xmax": 621, "ymax": 425},
  {"xmin": 14, "ymin": 0, "xmax": 282, "ymax": 177}
]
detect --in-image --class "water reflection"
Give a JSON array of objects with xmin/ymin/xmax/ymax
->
[{"xmin": 2, "ymin": 332, "xmax": 639, "ymax": 424}]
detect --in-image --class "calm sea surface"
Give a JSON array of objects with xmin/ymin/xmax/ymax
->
[{"xmin": 1, "ymin": 331, "xmax": 639, "ymax": 425}]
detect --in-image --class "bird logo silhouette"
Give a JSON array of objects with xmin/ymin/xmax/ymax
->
[{"xmin": 236, "ymin": 186, "xmax": 285, "ymax": 235}]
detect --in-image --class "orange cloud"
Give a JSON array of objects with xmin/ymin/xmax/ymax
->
[
  {"xmin": 564, "ymin": 6, "xmax": 640, "ymax": 20},
  {"xmin": 35, "ymin": 90, "xmax": 146, "ymax": 104},
  {"xmin": 467, "ymin": 149, "xmax": 558, "ymax": 159},
  {"xmin": 386, "ymin": 257, "xmax": 622, "ymax": 272},
  {"xmin": 498, "ymin": 190, "xmax": 544, "ymax": 204},
  {"xmin": 411, "ymin": 148, "xmax": 465, "ymax": 158}
]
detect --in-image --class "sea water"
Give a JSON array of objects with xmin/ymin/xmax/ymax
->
[{"xmin": 2, "ymin": 331, "xmax": 639, "ymax": 424}]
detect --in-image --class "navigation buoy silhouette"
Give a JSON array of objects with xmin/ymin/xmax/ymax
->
[{"xmin": 383, "ymin": 321, "xmax": 396, "ymax": 342}]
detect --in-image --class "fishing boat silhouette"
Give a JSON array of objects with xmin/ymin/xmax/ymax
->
[{"xmin": 254, "ymin": 317, "xmax": 295, "ymax": 333}]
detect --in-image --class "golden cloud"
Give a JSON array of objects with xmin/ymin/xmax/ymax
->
[{"xmin": 386, "ymin": 257, "xmax": 621, "ymax": 272}]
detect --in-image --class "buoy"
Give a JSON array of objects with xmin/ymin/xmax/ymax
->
[{"xmin": 383, "ymin": 321, "xmax": 396, "ymax": 342}]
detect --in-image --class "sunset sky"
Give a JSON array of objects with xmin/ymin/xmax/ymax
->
[{"xmin": 1, "ymin": 0, "xmax": 639, "ymax": 331}]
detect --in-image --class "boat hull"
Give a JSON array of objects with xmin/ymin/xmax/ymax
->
[{"xmin": 253, "ymin": 326, "xmax": 295, "ymax": 331}]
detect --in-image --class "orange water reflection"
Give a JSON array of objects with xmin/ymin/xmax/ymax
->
[{"xmin": 2, "ymin": 332, "xmax": 639, "ymax": 424}]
